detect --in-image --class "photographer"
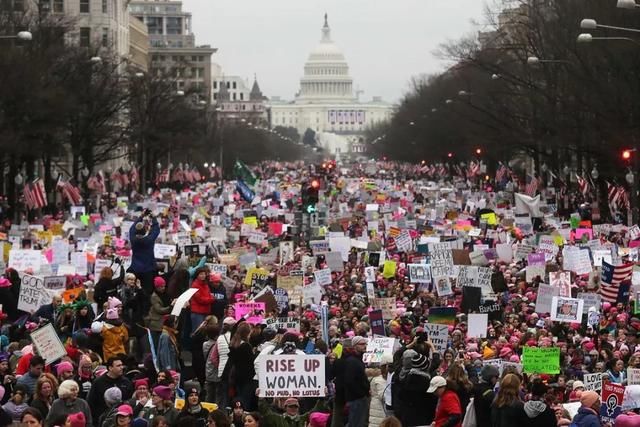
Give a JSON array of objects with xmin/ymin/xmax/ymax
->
[
  {"xmin": 129, "ymin": 209, "xmax": 160, "ymax": 314},
  {"xmin": 94, "ymin": 259, "xmax": 125, "ymax": 314}
]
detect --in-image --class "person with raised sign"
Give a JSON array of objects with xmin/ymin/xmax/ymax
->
[{"xmin": 129, "ymin": 209, "xmax": 161, "ymax": 313}]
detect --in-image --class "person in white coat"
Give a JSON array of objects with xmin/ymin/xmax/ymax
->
[
  {"xmin": 368, "ymin": 356, "xmax": 392, "ymax": 427},
  {"xmin": 215, "ymin": 316, "xmax": 236, "ymax": 409}
]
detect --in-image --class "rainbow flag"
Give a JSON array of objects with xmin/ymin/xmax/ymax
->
[{"xmin": 428, "ymin": 307, "xmax": 457, "ymax": 326}]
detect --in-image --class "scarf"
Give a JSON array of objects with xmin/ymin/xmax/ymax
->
[{"xmin": 187, "ymin": 404, "xmax": 203, "ymax": 414}]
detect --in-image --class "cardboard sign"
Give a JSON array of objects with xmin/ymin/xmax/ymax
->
[
  {"xmin": 30, "ymin": 323, "xmax": 67, "ymax": 365},
  {"xmin": 154, "ymin": 244, "xmax": 177, "ymax": 259},
  {"xmin": 8, "ymin": 249, "xmax": 42, "ymax": 272},
  {"xmin": 363, "ymin": 337, "xmax": 396, "ymax": 364},
  {"xmin": 265, "ymin": 317, "xmax": 300, "ymax": 333},
  {"xmin": 372, "ymin": 297, "xmax": 396, "ymax": 319},
  {"xmin": 535, "ymin": 284, "xmax": 559, "ymax": 314},
  {"xmin": 314, "ymin": 269, "xmax": 332, "ymax": 286},
  {"xmin": 423, "ymin": 323, "xmax": 448, "ymax": 354},
  {"xmin": 550, "ymin": 296, "xmax": 584, "ymax": 323},
  {"xmin": 43, "ymin": 276, "xmax": 66, "ymax": 293},
  {"xmin": 523, "ymin": 347, "xmax": 560, "ymax": 374},
  {"xmin": 258, "ymin": 355, "xmax": 325, "ymax": 398},
  {"xmin": 600, "ymin": 383, "xmax": 625, "ymax": 425},
  {"xmin": 584, "ymin": 373, "xmax": 602, "ymax": 392},
  {"xmin": 467, "ymin": 313, "xmax": 488, "ymax": 338},
  {"xmin": 18, "ymin": 275, "xmax": 51, "ymax": 313},
  {"xmin": 369, "ymin": 309, "xmax": 386, "ymax": 336}
]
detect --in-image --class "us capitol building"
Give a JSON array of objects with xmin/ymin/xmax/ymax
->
[{"xmin": 269, "ymin": 14, "xmax": 393, "ymax": 157}]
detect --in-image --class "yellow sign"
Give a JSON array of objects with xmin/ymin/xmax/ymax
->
[
  {"xmin": 382, "ymin": 260, "xmax": 397, "ymax": 279},
  {"xmin": 243, "ymin": 216, "xmax": 258, "ymax": 227},
  {"xmin": 244, "ymin": 267, "xmax": 269, "ymax": 286},
  {"xmin": 480, "ymin": 212, "xmax": 498, "ymax": 226}
]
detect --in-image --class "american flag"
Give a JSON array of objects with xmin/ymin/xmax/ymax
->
[
  {"xmin": 156, "ymin": 169, "xmax": 170, "ymax": 185},
  {"xmin": 171, "ymin": 167, "xmax": 184, "ymax": 183},
  {"xmin": 192, "ymin": 168, "xmax": 202, "ymax": 182},
  {"xmin": 576, "ymin": 174, "xmax": 590, "ymax": 197},
  {"xmin": 454, "ymin": 164, "xmax": 465, "ymax": 178},
  {"xmin": 437, "ymin": 164, "xmax": 447, "ymax": 177},
  {"xmin": 24, "ymin": 179, "xmax": 48, "ymax": 210},
  {"xmin": 525, "ymin": 175, "xmax": 538, "ymax": 196},
  {"xmin": 57, "ymin": 177, "xmax": 82, "ymax": 205},
  {"xmin": 129, "ymin": 168, "xmax": 139, "ymax": 187},
  {"xmin": 600, "ymin": 260, "xmax": 634, "ymax": 303},
  {"xmin": 467, "ymin": 161, "xmax": 480, "ymax": 178},
  {"xmin": 607, "ymin": 182, "xmax": 630, "ymax": 212}
]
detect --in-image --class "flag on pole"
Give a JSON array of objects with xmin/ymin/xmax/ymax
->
[
  {"xmin": 233, "ymin": 160, "xmax": 257, "ymax": 186},
  {"xmin": 57, "ymin": 177, "xmax": 82, "ymax": 205},
  {"xmin": 236, "ymin": 179, "xmax": 255, "ymax": 202},
  {"xmin": 525, "ymin": 175, "xmax": 538, "ymax": 197},
  {"xmin": 495, "ymin": 164, "xmax": 507, "ymax": 183},
  {"xmin": 22, "ymin": 184, "xmax": 34, "ymax": 210},
  {"xmin": 467, "ymin": 161, "xmax": 480, "ymax": 178},
  {"xmin": 576, "ymin": 174, "xmax": 590, "ymax": 197},
  {"xmin": 600, "ymin": 260, "xmax": 633, "ymax": 303}
]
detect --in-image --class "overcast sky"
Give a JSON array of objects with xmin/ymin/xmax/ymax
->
[{"xmin": 182, "ymin": 0, "xmax": 489, "ymax": 103}]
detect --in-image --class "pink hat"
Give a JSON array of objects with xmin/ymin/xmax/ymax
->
[
  {"xmin": 116, "ymin": 404, "xmax": 133, "ymax": 417},
  {"xmin": 309, "ymin": 412, "xmax": 331, "ymax": 427},
  {"xmin": 67, "ymin": 412, "xmax": 86, "ymax": 427},
  {"xmin": 153, "ymin": 276, "xmax": 166, "ymax": 289},
  {"xmin": 56, "ymin": 361, "xmax": 74, "ymax": 376},
  {"xmin": 107, "ymin": 297, "xmax": 122, "ymax": 309},
  {"xmin": 106, "ymin": 308, "xmax": 118, "ymax": 320},
  {"xmin": 584, "ymin": 342, "xmax": 596, "ymax": 352},
  {"xmin": 134, "ymin": 378, "xmax": 149, "ymax": 389},
  {"xmin": 153, "ymin": 385, "xmax": 172, "ymax": 401},
  {"xmin": 499, "ymin": 347, "xmax": 513, "ymax": 357},
  {"xmin": 0, "ymin": 278, "xmax": 10, "ymax": 288},
  {"xmin": 509, "ymin": 354, "xmax": 520, "ymax": 363}
]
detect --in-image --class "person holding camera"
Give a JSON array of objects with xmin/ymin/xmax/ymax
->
[{"xmin": 129, "ymin": 209, "xmax": 160, "ymax": 314}]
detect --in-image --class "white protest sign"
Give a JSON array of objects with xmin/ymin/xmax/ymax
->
[
  {"xmin": 630, "ymin": 225, "xmax": 640, "ymax": 241},
  {"xmin": 43, "ymin": 276, "xmax": 66, "ymax": 294},
  {"xmin": 248, "ymin": 230, "xmax": 267, "ymax": 245},
  {"xmin": 70, "ymin": 252, "xmax": 87, "ymax": 275},
  {"xmin": 365, "ymin": 266, "xmax": 377, "ymax": 283},
  {"xmin": 154, "ymin": 244, "xmax": 177, "ymax": 259},
  {"xmin": 265, "ymin": 317, "xmax": 300, "ymax": 333},
  {"xmin": 51, "ymin": 240, "xmax": 69, "ymax": 266},
  {"xmin": 423, "ymin": 323, "xmax": 448, "ymax": 354},
  {"xmin": 496, "ymin": 243, "xmax": 513, "ymax": 263},
  {"xmin": 629, "ymin": 368, "xmax": 640, "ymax": 385},
  {"xmin": 457, "ymin": 266, "xmax": 478, "ymax": 287},
  {"xmin": 303, "ymin": 282, "xmax": 322, "ymax": 305},
  {"xmin": 467, "ymin": 313, "xmax": 488, "ymax": 338},
  {"xmin": 258, "ymin": 354, "xmax": 325, "ymax": 398},
  {"xmin": 408, "ymin": 264, "xmax": 431, "ymax": 284},
  {"xmin": 18, "ymin": 275, "xmax": 51, "ymax": 313},
  {"xmin": 30, "ymin": 323, "xmax": 67, "ymax": 365},
  {"xmin": 538, "ymin": 235, "xmax": 559, "ymax": 262},
  {"xmin": 363, "ymin": 337, "xmax": 396, "ymax": 364},
  {"xmin": 429, "ymin": 243, "xmax": 454, "ymax": 277},
  {"xmin": 207, "ymin": 264, "xmax": 228, "ymax": 275},
  {"xmin": 578, "ymin": 292, "xmax": 601, "ymax": 311},
  {"xmin": 314, "ymin": 269, "xmax": 332, "ymax": 286},
  {"xmin": 550, "ymin": 296, "xmax": 584, "ymax": 323},
  {"xmin": 171, "ymin": 288, "xmax": 199, "ymax": 316},
  {"xmin": 584, "ymin": 373, "xmax": 603, "ymax": 391},
  {"xmin": 535, "ymin": 284, "xmax": 559, "ymax": 314},
  {"xmin": 8, "ymin": 249, "xmax": 42, "ymax": 272}
]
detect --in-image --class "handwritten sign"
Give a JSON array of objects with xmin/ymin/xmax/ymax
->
[
  {"xmin": 584, "ymin": 373, "xmax": 602, "ymax": 392},
  {"xmin": 266, "ymin": 317, "xmax": 300, "ymax": 333},
  {"xmin": 423, "ymin": 323, "xmax": 449, "ymax": 354},
  {"xmin": 429, "ymin": 243, "xmax": 454, "ymax": 277},
  {"xmin": 234, "ymin": 302, "xmax": 266, "ymax": 324},
  {"xmin": 8, "ymin": 249, "xmax": 42, "ymax": 272},
  {"xmin": 18, "ymin": 275, "xmax": 51, "ymax": 313},
  {"xmin": 363, "ymin": 337, "xmax": 396, "ymax": 364},
  {"xmin": 29, "ymin": 323, "xmax": 67, "ymax": 365},
  {"xmin": 258, "ymin": 354, "xmax": 325, "ymax": 398},
  {"xmin": 314, "ymin": 268, "xmax": 332, "ymax": 286},
  {"xmin": 154, "ymin": 244, "xmax": 177, "ymax": 259},
  {"xmin": 523, "ymin": 347, "xmax": 560, "ymax": 374}
]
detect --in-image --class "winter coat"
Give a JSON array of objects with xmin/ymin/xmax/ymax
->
[
  {"xmin": 1, "ymin": 401, "xmax": 27, "ymax": 421},
  {"xmin": 210, "ymin": 283, "xmax": 228, "ymax": 321},
  {"xmin": 521, "ymin": 400, "xmax": 557, "ymax": 427},
  {"xmin": 472, "ymin": 381, "xmax": 495, "ymax": 427},
  {"xmin": 98, "ymin": 320, "xmax": 129, "ymax": 361},
  {"xmin": 572, "ymin": 406, "xmax": 602, "ymax": 427},
  {"xmin": 396, "ymin": 370, "xmax": 438, "ymax": 427},
  {"xmin": 368, "ymin": 373, "xmax": 386, "ymax": 427},
  {"xmin": 129, "ymin": 218, "xmax": 160, "ymax": 273},
  {"xmin": 216, "ymin": 332, "xmax": 231, "ymax": 377},
  {"xmin": 341, "ymin": 352, "xmax": 369, "ymax": 402},
  {"xmin": 142, "ymin": 405, "xmax": 179, "ymax": 427},
  {"xmin": 45, "ymin": 398, "xmax": 93, "ymax": 427},
  {"xmin": 189, "ymin": 279, "xmax": 214, "ymax": 315},
  {"xmin": 94, "ymin": 267, "xmax": 124, "ymax": 312},
  {"xmin": 146, "ymin": 292, "xmax": 172, "ymax": 332},
  {"xmin": 491, "ymin": 400, "xmax": 525, "ymax": 427}
]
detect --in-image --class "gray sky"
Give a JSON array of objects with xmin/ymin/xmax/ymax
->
[{"xmin": 182, "ymin": 0, "xmax": 488, "ymax": 103}]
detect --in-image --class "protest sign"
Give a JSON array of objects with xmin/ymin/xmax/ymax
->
[
  {"xmin": 369, "ymin": 309, "xmax": 386, "ymax": 336},
  {"xmin": 43, "ymin": 276, "xmax": 66, "ymax": 293},
  {"xmin": 314, "ymin": 268, "xmax": 332, "ymax": 286},
  {"xmin": 467, "ymin": 313, "xmax": 488, "ymax": 338},
  {"xmin": 363, "ymin": 337, "xmax": 396, "ymax": 364},
  {"xmin": 365, "ymin": 266, "xmax": 377, "ymax": 283},
  {"xmin": 478, "ymin": 302, "xmax": 502, "ymax": 322},
  {"xmin": 382, "ymin": 260, "xmax": 397, "ymax": 279},
  {"xmin": 258, "ymin": 355, "xmax": 325, "ymax": 398},
  {"xmin": 600, "ymin": 383, "xmax": 625, "ymax": 425},
  {"xmin": 372, "ymin": 297, "xmax": 396, "ymax": 319},
  {"xmin": 273, "ymin": 288, "xmax": 289, "ymax": 313},
  {"xmin": 171, "ymin": 288, "xmax": 198, "ymax": 316},
  {"xmin": 302, "ymin": 282, "xmax": 322, "ymax": 305},
  {"xmin": 324, "ymin": 252, "xmax": 344, "ymax": 272},
  {"xmin": 549, "ymin": 271, "xmax": 572, "ymax": 297},
  {"xmin": 154, "ymin": 244, "xmax": 177, "ymax": 259},
  {"xmin": 457, "ymin": 266, "xmax": 478, "ymax": 287},
  {"xmin": 578, "ymin": 292, "xmax": 601, "ymax": 311},
  {"xmin": 408, "ymin": 264, "xmax": 431, "ymax": 284},
  {"xmin": 8, "ymin": 249, "xmax": 42, "ymax": 272},
  {"xmin": 279, "ymin": 242, "xmax": 294, "ymax": 264},
  {"xmin": 30, "ymin": 323, "xmax": 66, "ymax": 365},
  {"xmin": 428, "ymin": 307, "xmax": 457, "ymax": 325},
  {"xmin": 628, "ymin": 368, "xmax": 640, "ymax": 386},
  {"xmin": 583, "ymin": 373, "xmax": 602, "ymax": 392},
  {"xmin": 550, "ymin": 296, "xmax": 584, "ymax": 323},
  {"xmin": 309, "ymin": 240, "xmax": 329, "ymax": 255},
  {"xmin": 423, "ymin": 323, "xmax": 448, "ymax": 354},
  {"xmin": 207, "ymin": 264, "xmax": 228, "ymax": 276},
  {"xmin": 429, "ymin": 243, "xmax": 454, "ymax": 277},
  {"xmin": 535, "ymin": 284, "xmax": 559, "ymax": 314},
  {"xmin": 522, "ymin": 347, "xmax": 560, "ymax": 374},
  {"xmin": 538, "ymin": 235, "xmax": 559, "ymax": 262},
  {"xmin": 434, "ymin": 276, "xmax": 453, "ymax": 297},
  {"xmin": 234, "ymin": 302, "xmax": 266, "ymax": 324},
  {"xmin": 265, "ymin": 317, "xmax": 300, "ymax": 333},
  {"xmin": 18, "ymin": 275, "xmax": 51, "ymax": 313}
]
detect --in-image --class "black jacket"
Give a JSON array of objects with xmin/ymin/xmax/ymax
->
[
  {"xmin": 472, "ymin": 382, "xmax": 495, "ymax": 427},
  {"xmin": 341, "ymin": 351, "xmax": 369, "ymax": 402},
  {"xmin": 210, "ymin": 283, "xmax": 228, "ymax": 321},
  {"xmin": 87, "ymin": 374, "xmax": 133, "ymax": 424},
  {"xmin": 520, "ymin": 401, "xmax": 557, "ymax": 427},
  {"xmin": 396, "ymin": 372, "xmax": 438, "ymax": 427},
  {"xmin": 491, "ymin": 400, "xmax": 525, "ymax": 427}
]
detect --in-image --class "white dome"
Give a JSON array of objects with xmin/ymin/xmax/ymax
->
[{"xmin": 308, "ymin": 41, "xmax": 345, "ymax": 61}]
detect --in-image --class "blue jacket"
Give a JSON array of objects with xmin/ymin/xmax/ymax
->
[
  {"xmin": 572, "ymin": 406, "xmax": 602, "ymax": 427},
  {"xmin": 129, "ymin": 218, "xmax": 160, "ymax": 273},
  {"xmin": 157, "ymin": 330, "xmax": 180, "ymax": 371}
]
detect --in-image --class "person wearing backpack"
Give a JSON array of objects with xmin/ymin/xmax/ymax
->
[
  {"xmin": 521, "ymin": 380, "xmax": 557, "ymax": 427},
  {"xmin": 215, "ymin": 317, "xmax": 235, "ymax": 409},
  {"xmin": 571, "ymin": 391, "xmax": 603, "ymax": 427},
  {"xmin": 471, "ymin": 365, "xmax": 499, "ymax": 427},
  {"xmin": 203, "ymin": 325, "xmax": 220, "ymax": 404}
]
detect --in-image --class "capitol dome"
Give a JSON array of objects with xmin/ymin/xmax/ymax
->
[{"xmin": 297, "ymin": 14, "xmax": 354, "ymax": 104}]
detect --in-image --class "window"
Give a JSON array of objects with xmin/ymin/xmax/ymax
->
[
  {"xmin": 53, "ymin": 0, "xmax": 63, "ymax": 12},
  {"xmin": 101, "ymin": 0, "xmax": 106, "ymax": 13},
  {"xmin": 191, "ymin": 55, "xmax": 197, "ymax": 62},
  {"xmin": 213, "ymin": 81, "xmax": 217, "ymax": 89},
  {"xmin": 166, "ymin": 17, "xmax": 182, "ymax": 35},
  {"xmin": 242, "ymin": 105, "xmax": 246, "ymax": 110},
  {"xmin": 213, "ymin": 93, "xmax": 217, "ymax": 100},
  {"xmin": 79, "ymin": 27, "xmax": 90, "ymax": 47},
  {"xmin": 146, "ymin": 17, "xmax": 163, "ymax": 35},
  {"xmin": 79, "ymin": 0, "xmax": 88, "ymax": 12},
  {"xmin": 102, "ymin": 27, "xmax": 108, "ymax": 47},
  {"xmin": 240, "ymin": 93, "xmax": 243, "ymax": 100},
  {"xmin": 232, "ymin": 82, "xmax": 236, "ymax": 89},
  {"xmin": 232, "ymin": 93, "xmax": 236, "ymax": 101},
  {"xmin": 226, "ymin": 82, "xmax": 230, "ymax": 89},
  {"xmin": 198, "ymin": 55, "xmax": 204, "ymax": 62}
]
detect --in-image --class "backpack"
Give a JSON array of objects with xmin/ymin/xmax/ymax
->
[{"xmin": 205, "ymin": 340, "xmax": 220, "ymax": 383}]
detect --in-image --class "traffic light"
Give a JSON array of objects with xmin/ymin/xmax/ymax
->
[{"xmin": 302, "ymin": 180, "xmax": 320, "ymax": 213}]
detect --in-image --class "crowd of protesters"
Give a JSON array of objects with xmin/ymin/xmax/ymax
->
[{"xmin": 0, "ymin": 159, "xmax": 637, "ymax": 427}]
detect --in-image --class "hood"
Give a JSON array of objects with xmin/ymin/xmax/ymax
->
[{"xmin": 523, "ymin": 401, "xmax": 547, "ymax": 418}]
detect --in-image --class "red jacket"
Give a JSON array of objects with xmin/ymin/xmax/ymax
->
[{"xmin": 190, "ymin": 279, "xmax": 215, "ymax": 315}]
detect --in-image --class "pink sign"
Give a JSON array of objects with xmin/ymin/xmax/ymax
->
[
  {"xmin": 575, "ymin": 228, "xmax": 593, "ymax": 240},
  {"xmin": 234, "ymin": 302, "xmax": 266, "ymax": 324}
]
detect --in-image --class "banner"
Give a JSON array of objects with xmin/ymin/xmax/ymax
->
[
  {"xmin": 523, "ymin": 347, "xmax": 560, "ymax": 374},
  {"xmin": 600, "ymin": 383, "xmax": 625, "ymax": 425},
  {"xmin": 258, "ymin": 354, "xmax": 325, "ymax": 398}
]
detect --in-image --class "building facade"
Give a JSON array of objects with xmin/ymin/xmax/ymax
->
[
  {"xmin": 129, "ymin": 16, "xmax": 149, "ymax": 71},
  {"xmin": 129, "ymin": 0, "xmax": 215, "ymax": 103},
  {"xmin": 269, "ymin": 14, "xmax": 393, "ymax": 154},
  {"xmin": 211, "ymin": 67, "xmax": 269, "ymax": 125}
]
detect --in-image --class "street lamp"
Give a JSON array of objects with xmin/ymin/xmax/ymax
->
[
  {"xmin": 204, "ymin": 162, "xmax": 209, "ymax": 168},
  {"xmin": 577, "ymin": 33, "xmax": 640, "ymax": 47},
  {"xmin": 491, "ymin": 74, "xmax": 500, "ymax": 80},
  {"xmin": 527, "ymin": 56, "xmax": 571, "ymax": 65},
  {"xmin": 176, "ymin": 90, "xmax": 185, "ymax": 96},
  {"xmin": 581, "ymin": 18, "xmax": 640, "ymax": 33},
  {"xmin": 445, "ymin": 99, "xmax": 453, "ymax": 105},
  {"xmin": 0, "ymin": 31, "xmax": 32, "ymax": 40},
  {"xmin": 90, "ymin": 56, "xmax": 102, "ymax": 64}
]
